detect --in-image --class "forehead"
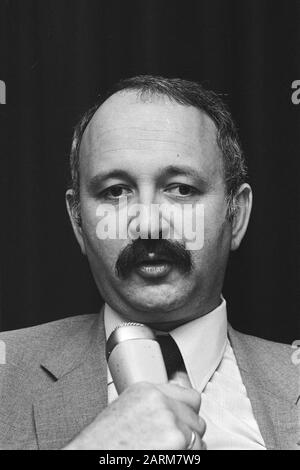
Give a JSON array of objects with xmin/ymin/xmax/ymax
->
[{"xmin": 80, "ymin": 90, "xmax": 223, "ymax": 179}]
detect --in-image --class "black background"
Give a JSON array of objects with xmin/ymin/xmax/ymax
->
[{"xmin": 0, "ymin": 0, "xmax": 299, "ymax": 343}]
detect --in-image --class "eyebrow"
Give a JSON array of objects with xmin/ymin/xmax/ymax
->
[
  {"xmin": 159, "ymin": 165, "xmax": 209, "ymax": 183},
  {"xmin": 87, "ymin": 165, "xmax": 211, "ymax": 194},
  {"xmin": 87, "ymin": 170, "xmax": 134, "ymax": 194}
]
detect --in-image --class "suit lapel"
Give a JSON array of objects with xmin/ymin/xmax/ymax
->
[
  {"xmin": 33, "ymin": 311, "xmax": 108, "ymax": 450},
  {"xmin": 228, "ymin": 325, "xmax": 298, "ymax": 450},
  {"xmin": 32, "ymin": 313, "xmax": 298, "ymax": 450}
]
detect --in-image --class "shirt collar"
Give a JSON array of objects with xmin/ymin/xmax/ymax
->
[
  {"xmin": 169, "ymin": 297, "xmax": 228, "ymax": 391},
  {"xmin": 104, "ymin": 297, "xmax": 228, "ymax": 392}
]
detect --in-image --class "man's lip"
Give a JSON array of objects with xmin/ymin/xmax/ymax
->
[{"xmin": 135, "ymin": 262, "xmax": 173, "ymax": 279}]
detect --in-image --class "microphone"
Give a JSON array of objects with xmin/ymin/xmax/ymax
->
[{"xmin": 106, "ymin": 322, "xmax": 168, "ymax": 394}]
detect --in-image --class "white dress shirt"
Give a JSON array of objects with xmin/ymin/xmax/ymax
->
[{"xmin": 104, "ymin": 298, "xmax": 266, "ymax": 450}]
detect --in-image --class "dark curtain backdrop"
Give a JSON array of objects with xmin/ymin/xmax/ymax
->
[{"xmin": 1, "ymin": 0, "xmax": 299, "ymax": 343}]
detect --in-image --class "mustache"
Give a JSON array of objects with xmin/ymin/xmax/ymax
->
[{"xmin": 115, "ymin": 238, "xmax": 193, "ymax": 279}]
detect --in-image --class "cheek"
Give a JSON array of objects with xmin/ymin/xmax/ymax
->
[
  {"xmin": 203, "ymin": 197, "xmax": 228, "ymax": 242},
  {"xmin": 86, "ymin": 235, "xmax": 124, "ymax": 273},
  {"xmin": 80, "ymin": 210, "xmax": 123, "ymax": 272},
  {"xmin": 189, "ymin": 228, "xmax": 227, "ymax": 279},
  {"xmin": 203, "ymin": 219, "xmax": 231, "ymax": 265},
  {"xmin": 191, "ymin": 211, "xmax": 229, "ymax": 264}
]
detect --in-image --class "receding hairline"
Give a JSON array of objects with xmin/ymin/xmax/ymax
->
[{"xmin": 79, "ymin": 88, "xmax": 219, "ymax": 159}]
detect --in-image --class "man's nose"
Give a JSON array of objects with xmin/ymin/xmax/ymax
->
[{"xmin": 127, "ymin": 191, "xmax": 170, "ymax": 240}]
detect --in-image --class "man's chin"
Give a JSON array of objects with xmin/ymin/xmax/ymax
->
[{"xmin": 119, "ymin": 282, "xmax": 190, "ymax": 315}]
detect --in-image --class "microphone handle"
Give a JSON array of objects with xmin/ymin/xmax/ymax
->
[{"xmin": 108, "ymin": 338, "xmax": 168, "ymax": 394}]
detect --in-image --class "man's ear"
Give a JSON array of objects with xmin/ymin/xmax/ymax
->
[
  {"xmin": 230, "ymin": 183, "xmax": 253, "ymax": 251},
  {"xmin": 65, "ymin": 189, "xmax": 86, "ymax": 255}
]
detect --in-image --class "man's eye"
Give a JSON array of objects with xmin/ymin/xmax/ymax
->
[
  {"xmin": 165, "ymin": 184, "xmax": 199, "ymax": 197},
  {"xmin": 101, "ymin": 185, "xmax": 132, "ymax": 200}
]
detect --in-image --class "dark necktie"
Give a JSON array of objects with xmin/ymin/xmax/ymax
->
[{"xmin": 156, "ymin": 333, "xmax": 186, "ymax": 379}]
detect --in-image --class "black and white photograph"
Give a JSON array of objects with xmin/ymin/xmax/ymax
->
[{"xmin": 0, "ymin": 0, "xmax": 299, "ymax": 452}]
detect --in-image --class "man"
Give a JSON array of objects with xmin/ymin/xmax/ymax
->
[{"xmin": 0, "ymin": 76, "xmax": 298, "ymax": 450}]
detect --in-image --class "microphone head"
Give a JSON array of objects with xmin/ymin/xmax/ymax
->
[
  {"xmin": 106, "ymin": 322, "xmax": 168, "ymax": 393},
  {"xmin": 106, "ymin": 322, "xmax": 156, "ymax": 361}
]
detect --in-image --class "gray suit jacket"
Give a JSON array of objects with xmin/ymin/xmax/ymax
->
[{"xmin": 0, "ymin": 311, "xmax": 298, "ymax": 450}]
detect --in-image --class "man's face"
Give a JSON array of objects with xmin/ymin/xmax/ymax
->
[{"xmin": 76, "ymin": 91, "xmax": 232, "ymax": 327}]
